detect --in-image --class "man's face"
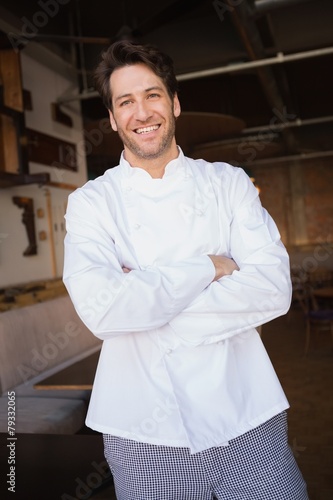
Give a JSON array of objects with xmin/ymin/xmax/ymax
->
[{"xmin": 109, "ymin": 63, "xmax": 180, "ymax": 165}]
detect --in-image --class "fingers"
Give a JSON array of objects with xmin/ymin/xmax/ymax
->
[{"xmin": 208, "ymin": 255, "xmax": 239, "ymax": 281}]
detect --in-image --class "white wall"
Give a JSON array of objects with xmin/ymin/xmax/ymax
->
[{"xmin": 0, "ymin": 52, "xmax": 88, "ymax": 288}]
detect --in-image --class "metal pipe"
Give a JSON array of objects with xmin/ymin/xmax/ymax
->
[
  {"xmin": 243, "ymin": 115, "xmax": 333, "ymax": 134},
  {"xmin": 188, "ymin": 115, "xmax": 333, "ymax": 147},
  {"xmin": 58, "ymin": 90, "xmax": 99, "ymax": 103},
  {"xmin": 255, "ymin": 0, "xmax": 315, "ymax": 15},
  {"xmin": 242, "ymin": 150, "xmax": 333, "ymax": 166},
  {"xmin": 176, "ymin": 46, "xmax": 333, "ymax": 82},
  {"xmin": 57, "ymin": 45, "xmax": 333, "ymax": 103},
  {"xmin": 196, "ymin": 132, "xmax": 279, "ymax": 147}
]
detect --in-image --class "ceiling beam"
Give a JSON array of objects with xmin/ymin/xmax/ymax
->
[{"xmin": 223, "ymin": 0, "xmax": 298, "ymax": 152}]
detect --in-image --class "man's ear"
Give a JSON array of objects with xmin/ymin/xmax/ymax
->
[
  {"xmin": 173, "ymin": 93, "xmax": 181, "ymax": 118},
  {"xmin": 109, "ymin": 109, "xmax": 118, "ymax": 132}
]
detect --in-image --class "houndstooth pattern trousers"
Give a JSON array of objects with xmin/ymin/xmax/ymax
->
[{"xmin": 103, "ymin": 412, "xmax": 308, "ymax": 500}]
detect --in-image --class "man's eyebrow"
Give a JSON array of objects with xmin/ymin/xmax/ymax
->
[
  {"xmin": 115, "ymin": 93, "xmax": 132, "ymax": 103},
  {"xmin": 115, "ymin": 86, "xmax": 165, "ymax": 103},
  {"xmin": 145, "ymin": 86, "xmax": 164, "ymax": 93}
]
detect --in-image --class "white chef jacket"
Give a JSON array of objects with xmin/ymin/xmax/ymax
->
[{"xmin": 63, "ymin": 148, "xmax": 291, "ymax": 454}]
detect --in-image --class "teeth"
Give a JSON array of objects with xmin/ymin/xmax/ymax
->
[{"xmin": 136, "ymin": 125, "xmax": 159, "ymax": 134}]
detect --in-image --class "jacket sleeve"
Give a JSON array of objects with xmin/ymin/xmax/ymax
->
[
  {"xmin": 168, "ymin": 168, "xmax": 292, "ymax": 346},
  {"xmin": 63, "ymin": 189, "xmax": 215, "ymax": 340}
]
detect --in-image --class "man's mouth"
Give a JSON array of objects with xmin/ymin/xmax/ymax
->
[{"xmin": 135, "ymin": 125, "xmax": 160, "ymax": 134}]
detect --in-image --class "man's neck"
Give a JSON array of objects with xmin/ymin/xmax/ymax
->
[{"xmin": 124, "ymin": 143, "xmax": 179, "ymax": 179}]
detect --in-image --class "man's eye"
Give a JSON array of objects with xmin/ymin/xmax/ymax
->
[
  {"xmin": 120, "ymin": 100, "xmax": 131, "ymax": 106},
  {"xmin": 148, "ymin": 93, "xmax": 159, "ymax": 99}
]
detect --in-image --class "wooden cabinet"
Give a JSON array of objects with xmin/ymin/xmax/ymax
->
[{"xmin": 0, "ymin": 49, "xmax": 24, "ymax": 174}]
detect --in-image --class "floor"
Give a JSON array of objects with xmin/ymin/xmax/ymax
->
[
  {"xmin": 261, "ymin": 306, "xmax": 333, "ymax": 500},
  {"xmin": 90, "ymin": 305, "xmax": 333, "ymax": 500}
]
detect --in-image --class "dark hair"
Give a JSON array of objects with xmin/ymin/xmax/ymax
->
[{"xmin": 94, "ymin": 40, "xmax": 178, "ymax": 111}]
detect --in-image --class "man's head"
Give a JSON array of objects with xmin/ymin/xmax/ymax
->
[
  {"xmin": 94, "ymin": 40, "xmax": 178, "ymax": 112},
  {"xmin": 94, "ymin": 41, "xmax": 181, "ymax": 172}
]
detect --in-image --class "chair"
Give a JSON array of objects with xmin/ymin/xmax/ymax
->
[
  {"xmin": 294, "ymin": 284, "xmax": 333, "ymax": 356},
  {"xmin": 306, "ymin": 268, "xmax": 333, "ymax": 290}
]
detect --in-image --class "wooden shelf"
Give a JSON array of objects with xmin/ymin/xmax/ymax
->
[
  {"xmin": 0, "ymin": 277, "xmax": 68, "ymax": 312},
  {"xmin": 0, "ymin": 171, "xmax": 50, "ymax": 188}
]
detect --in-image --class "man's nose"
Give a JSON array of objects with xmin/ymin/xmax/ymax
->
[{"xmin": 134, "ymin": 101, "xmax": 152, "ymax": 122}]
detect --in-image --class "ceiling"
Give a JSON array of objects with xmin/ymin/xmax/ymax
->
[{"xmin": 1, "ymin": 0, "xmax": 333, "ymax": 176}]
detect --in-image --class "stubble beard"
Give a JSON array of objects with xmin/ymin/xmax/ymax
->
[{"xmin": 117, "ymin": 110, "xmax": 177, "ymax": 161}]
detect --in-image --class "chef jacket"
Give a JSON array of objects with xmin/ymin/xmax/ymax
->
[{"xmin": 63, "ymin": 148, "xmax": 291, "ymax": 453}]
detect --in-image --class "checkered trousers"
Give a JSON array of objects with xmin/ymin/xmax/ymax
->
[{"xmin": 103, "ymin": 411, "xmax": 308, "ymax": 500}]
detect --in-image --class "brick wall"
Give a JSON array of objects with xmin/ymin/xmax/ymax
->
[{"xmin": 251, "ymin": 157, "xmax": 333, "ymax": 269}]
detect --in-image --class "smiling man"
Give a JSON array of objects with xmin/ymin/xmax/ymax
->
[
  {"xmin": 63, "ymin": 41, "xmax": 308, "ymax": 499},
  {"xmin": 109, "ymin": 63, "xmax": 180, "ymax": 173}
]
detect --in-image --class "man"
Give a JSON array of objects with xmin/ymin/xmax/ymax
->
[{"xmin": 63, "ymin": 41, "xmax": 308, "ymax": 499}]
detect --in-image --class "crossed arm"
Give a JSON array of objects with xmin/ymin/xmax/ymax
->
[
  {"xmin": 123, "ymin": 255, "xmax": 239, "ymax": 281},
  {"xmin": 63, "ymin": 185, "xmax": 291, "ymax": 344}
]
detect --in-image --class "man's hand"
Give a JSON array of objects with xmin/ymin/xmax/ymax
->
[
  {"xmin": 208, "ymin": 255, "xmax": 239, "ymax": 282},
  {"xmin": 122, "ymin": 267, "xmax": 131, "ymax": 273}
]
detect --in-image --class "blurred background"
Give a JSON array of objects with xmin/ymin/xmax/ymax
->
[
  {"xmin": 0, "ymin": 3, "xmax": 333, "ymax": 499},
  {"xmin": 0, "ymin": 0, "xmax": 332, "ymax": 290}
]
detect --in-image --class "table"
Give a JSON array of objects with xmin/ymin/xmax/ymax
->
[
  {"xmin": 313, "ymin": 287, "xmax": 333, "ymax": 300},
  {"xmin": 34, "ymin": 350, "xmax": 100, "ymax": 390},
  {"xmin": 0, "ymin": 433, "xmax": 115, "ymax": 499},
  {"xmin": 313, "ymin": 287, "xmax": 333, "ymax": 309}
]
